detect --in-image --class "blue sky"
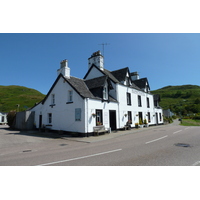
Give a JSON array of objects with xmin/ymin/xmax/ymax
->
[{"xmin": 1, "ymin": 33, "xmax": 200, "ymax": 94}]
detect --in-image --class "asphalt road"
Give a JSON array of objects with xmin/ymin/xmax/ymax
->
[{"xmin": 1, "ymin": 120, "xmax": 200, "ymax": 166}]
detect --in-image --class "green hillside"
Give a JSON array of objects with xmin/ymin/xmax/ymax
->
[
  {"xmin": 0, "ymin": 85, "xmax": 45, "ymax": 113},
  {"xmin": 151, "ymin": 85, "xmax": 200, "ymax": 115}
]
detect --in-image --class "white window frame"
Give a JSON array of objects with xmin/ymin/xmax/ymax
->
[
  {"xmin": 138, "ymin": 95, "xmax": 142, "ymax": 107},
  {"xmin": 51, "ymin": 94, "xmax": 55, "ymax": 105},
  {"xmin": 48, "ymin": 113, "xmax": 52, "ymax": 124},
  {"xmin": 68, "ymin": 90, "xmax": 73, "ymax": 102},
  {"xmin": 75, "ymin": 108, "xmax": 81, "ymax": 121},
  {"xmin": 103, "ymin": 85, "xmax": 108, "ymax": 100},
  {"xmin": 147, "ymin": 97, "xmax": 150, "ymax": 108},
  {"xmin": 127, "ymin": 92, "xmax": 131, "ymax": 105}
]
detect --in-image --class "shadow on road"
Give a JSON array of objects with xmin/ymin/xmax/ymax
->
[{"xmin": 0, "ymin": 126, "xmax": 62, "ymax": 139}]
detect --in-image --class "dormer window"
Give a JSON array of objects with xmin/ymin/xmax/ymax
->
[
  {"xmin": 103, "ymin": 85, "xmax": 108, "ymax": 100},
  {"xmin": 125, "ymin": 77, "xmax": 129, "ymax": 86}
]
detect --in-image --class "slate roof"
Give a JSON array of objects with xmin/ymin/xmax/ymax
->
[
  {"xmin": 42, "ymin": 74, "xmax": 95, "ymax": 104},
  {"xmin": 104, "ymin": 68, "xmax": 142, "ymax": 90},
  {"xmin": 100, "ymin": 68, "xmax": 120, "ymax": 83},
  {"xmin": 132, "ymin": 78, "xmax": 150, "ymax": 90},
  {"xmin": 42, "ymin": 64, "xmax": 149, "ymax": 106},
  {"xmin": 110, "ymin": 67, "xmax": 129, "ymax": 82},
  {"xmin": 66, "ymin": 76, "xmax": 95, "ymax": 99},
  {"xmin": 84, "ymin": 76, "xmax": 108, "ymax": 89},
  {"xmin": 87, "ymin": 65, "xmax": 142, "ymax": 91},
  {"xmin": 41, "ymin": 73, "xmax": 117, "ymax": 104}
]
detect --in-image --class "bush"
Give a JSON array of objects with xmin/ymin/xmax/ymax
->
[
  {"xmin": 193, "ymin": 115, "xmax": 200, "ymax": 120},
  {"xmin": 7, "ymin": 111, "xmax": 16, "ymax": 128},
  {"xmin": 172, "ymin": 115, "xmax": 177, "ymax": 119},
  {"xmin": 164, "ymin": 116, "xmax": 173, "ymax": 123}
]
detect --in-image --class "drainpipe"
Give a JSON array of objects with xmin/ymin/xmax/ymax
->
[
  {"xmin": 116, "ymin": 84, "xmax": 120, "ymax": 129},
  {"xmin": 86, "ymin": 98, "xmax": 89, "ymax": 137}
]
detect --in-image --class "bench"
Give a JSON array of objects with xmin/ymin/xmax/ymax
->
[
  {"xmin": 93, "ymin": 125, "xmax": 109, "ymax": 136},
  {"xmin": 123, "ymin": 125, "xmax": 130, "ymax": 130}
]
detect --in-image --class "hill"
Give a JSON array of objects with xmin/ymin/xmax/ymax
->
[
  {"xmin": 151, "ymin": 85, "xmax": 200, "ymax": 115},
  {"xmin": 0, "ymin": 85, "xmax": 45, "ymax": 113}
]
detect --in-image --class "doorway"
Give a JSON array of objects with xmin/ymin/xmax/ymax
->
[
  {"xmin": 155, "ymin": 112, "xmax": 158, "ymax": 125},
  {"xmin": 109, "ymin": 110, "xmax": 117, "ymax": 130},
  {"xmin": 39, "ymin": 115, "xmax": 42, "ymax": 128},
  {"xmin": 138, "ymin": 112, "xmax": 143, "ymax": 123}
]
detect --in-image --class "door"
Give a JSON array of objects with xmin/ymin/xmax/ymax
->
[
  {"xmin": 109, "ymin": 110, "xmax": 117, "ymax": 130},
  {"xmin": 138, "ymin": 112, "xmax": 143, "ymax": 123},
  {"xmin": 39, "ymin": 115, "xmax": 42, "ymax": 128},
  {"xmin": 155, "ymin": 112, "xmax": 158, "ymax": 125}
]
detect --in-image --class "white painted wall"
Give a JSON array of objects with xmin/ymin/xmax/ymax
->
[
  {"xmin": 115, "ymin": 83, "xmax": 163, "ymax": 128},
  {"xmin": 32, "ymin": 77, "xmax": 86, "ymax": 133},
  {"xmin": 0, "ymin": 113, "xmax": 7, "ymax": 124},
  {"xmin": 86, "ymin": 98, "xmax": 118, "ymax": 132},
  {"xmin": 84, "ymin": 67, "xmax": 104, "ymax": 80}
]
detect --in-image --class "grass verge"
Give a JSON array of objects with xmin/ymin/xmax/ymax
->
[{"xmin": 180, "ymin": 119, "xmax": 200, "ymax": 126}]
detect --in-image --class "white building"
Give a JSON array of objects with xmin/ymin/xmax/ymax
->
[
  {"xmin": 31, "ymin": 51, "xmax": 163, "ymax": 136},
  {"xmin": 0, "ymin": 112, "xmax": 7, "ymax": 125}
]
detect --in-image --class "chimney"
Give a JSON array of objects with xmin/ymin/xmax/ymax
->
[
  {"xmin": 57, "ymin": 59, "xmax": 70, "ymax": 78},
  {"xmin": 131, "ymin": 72, "xmax": 139, "ymax": 81},
  {"xmin": 88, "ymin": 50, "xmax": 104, "ymax": 70}
]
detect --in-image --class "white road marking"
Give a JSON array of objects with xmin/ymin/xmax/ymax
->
[
  {"xmin": 145, "ymin": 135, "xmax": 168, "ymax": 144},
  {"xmin": 36, "ymin": 148, "xmax": 122, "ymax": 166},
  {"xmin": 173, "ymin": 130, "xmax": 183, "ymax": 134},
  {"xmin": 192, "ymin": 161, "xmax": 200, "ymax": 166}
]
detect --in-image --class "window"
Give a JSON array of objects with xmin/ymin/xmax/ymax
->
[
  {"xmin": 148, "ymin": 112, "xmax": 151, "ymax": 123},
  {"xmin": 48, "ymin": 113, "xmax": 52, "ymax": 124},
  {"xmin": 103, "ymin": 85, "xmax": 108, "ymax": 100},
  {"xmin": 96, "ymin": 110, "xmax": 103, "ymax": 126},
  {"xmin": 2, "ymin": 116, "xmax": 5, "ymax": 122},
  {"xmin": 127, "ymin": 92, "xmax": 131, "ymax": 105},
  {"xmin": 125, "ymin": 77, "xmax": 129, "ymax": 85},
  {"xmin": 68, "ymin": 90, "xmax": 73, "ymax": 102},
  {"xmin": 147, "ymin": 97, "xmax": 150, "ymax": 108},
  {"xmin": 75, "ymin": 108, "xmax": 81, "ymax": 121},
  {"xmin": 159, "ymin": 113, "xmax": 162, "ymax": 121},
  {"xmin": 51, "ymin": 94, "xmax": 55, "ymax": 105},
  {"xmin": 128, "ymin": 111, "xmax": 132, "ymax": 124},
  {"xmin": 138, "ymin": 95, "xmax": 142, "ymax": 107}
]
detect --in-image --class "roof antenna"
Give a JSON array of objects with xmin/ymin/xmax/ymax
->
[
  {"xmin": 98, "ymin": 43, "xmax": 110, "ymax": 57},
  {"xmin": 98, "ymin": 43, "xmax": 110, "ymax": 68}
]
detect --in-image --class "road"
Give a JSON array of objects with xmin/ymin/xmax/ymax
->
[{"xmin": 0, "ymin": 120, "xmax": 200, "ymax": 166}]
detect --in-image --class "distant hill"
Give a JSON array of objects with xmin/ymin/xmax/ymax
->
[
  {"xmin": 151, "ymin": 85, "xmax": 200, "ymax": 115},
  {"xmin": 0, "ymin": 85, "xmax": 45, "ymax": 113}
]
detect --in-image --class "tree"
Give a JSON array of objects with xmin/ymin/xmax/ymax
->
[{"xmin": 194, "ymin": 98, "xmax": 200, "ymax": 104}]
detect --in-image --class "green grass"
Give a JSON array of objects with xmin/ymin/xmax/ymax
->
[
  {"xmin": 0, "ymin": 85, "xmax": 45, "ymax": 112},
  {"xmin": 180, "ymin": 119, "xmax": 200, "ymax": 126},
  {"xmin": 151, "ymin": 84, "xmax": 200, "ymax": 114}
]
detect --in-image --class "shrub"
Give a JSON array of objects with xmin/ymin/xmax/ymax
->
[
  {"xmin": 193, "ymin": 115, "xmax": 200, "ymax": 120},
  {"xmin": 7, "ymin": 111, "xmax": 16, "ymax": 128}
]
